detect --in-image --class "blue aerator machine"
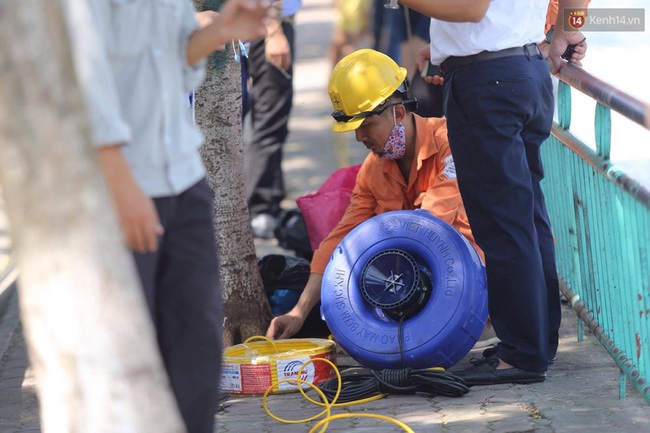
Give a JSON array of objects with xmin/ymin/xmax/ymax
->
[{"xmin": 320, "ymin": 210, "xmax": 488, "ymax": 370}]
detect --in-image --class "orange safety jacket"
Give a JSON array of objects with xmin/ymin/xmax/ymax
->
[{"xmin": 310, "ymin": 115, "xmax": 484, "ymax": 274}]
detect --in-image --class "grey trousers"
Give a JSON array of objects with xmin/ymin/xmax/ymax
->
[{"xmin": 133, "ymin": 178, "xmax": 222, "ymax": 433}]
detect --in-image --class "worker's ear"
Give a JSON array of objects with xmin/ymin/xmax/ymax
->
[{"xmin": 395, "ymin": 103, "xmax": 407, "ymax": 124}]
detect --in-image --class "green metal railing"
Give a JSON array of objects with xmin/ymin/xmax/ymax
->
[{"xmin": 540, "ymin": 63, "xmax": 650, "ymax": 403}]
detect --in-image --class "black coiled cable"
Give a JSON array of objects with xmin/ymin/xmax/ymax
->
[{"xmin": 317, "ymin": 367, "xmax": 470, "ymax": 403}]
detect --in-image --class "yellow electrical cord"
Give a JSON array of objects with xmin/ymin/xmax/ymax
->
[
  {"xmin": 262, "ymin": 357, "xmax": 415, "ymax": 433},
  {"xmin": 243, "ymin": 335, "xmax": 279, "ymax": 353},
  {"xmin": 262, "ymin": 358, "xmax": 341, "ymax": 425},
  {"xmin": 310, "ymin": 414, "xmax": 415, "ymax": 433},
  {"xmin": 264, "ymin": 378, "xmax": 334, "ymax": 433}
]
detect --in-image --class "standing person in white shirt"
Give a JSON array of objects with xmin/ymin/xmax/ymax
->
[
  {"xmin": 66, "ymin": 1, "xmax": 274, "ymax": 431},
  {"xmin": 397, "ymin": 0, "xmax": 587, "ymax": 385}
]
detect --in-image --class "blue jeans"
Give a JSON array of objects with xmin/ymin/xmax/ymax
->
[{"xmin": 443, "ymin": 53, "xmax": 561, "ymax": 372}]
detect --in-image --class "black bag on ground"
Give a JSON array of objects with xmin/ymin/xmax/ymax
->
[
  {"xmin": 273, "ymin": 208, "xmax": 313, "ymax": 261},
  {"xmin": 257, "ymin": 254, "xmax": 330, "ymax": 338}
]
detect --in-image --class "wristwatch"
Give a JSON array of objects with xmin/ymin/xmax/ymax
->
[{"xmin": 545, "ymin": 26, "xmax": 555, "ymax": 44}]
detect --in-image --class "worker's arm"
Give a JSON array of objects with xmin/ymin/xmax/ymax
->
[
  {"xmin": 267, "ymin": 162, "xmax": 378, "ymax": 339},
  {"xmin": 397, "ymin": 0, "xmax": 490, "ymax": 23},
  {"xmin": 266, "ymin": 273, "xmax": 323, "ymax": 340},
  {"xmin": 309, "ymin": 163, "xmax": 378, "ymax": 274},
  {"xmin": 187, "ymin": 0, "xmax": 275, "ymax": 65}
]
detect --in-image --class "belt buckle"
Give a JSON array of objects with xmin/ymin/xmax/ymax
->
[
  {"xmin": 439, "ymin": 59, "xmax": 450, "ymax": 76},
  {"xmin": 523, "ymin": 43, "xmax": 541, "ymax": 59}
]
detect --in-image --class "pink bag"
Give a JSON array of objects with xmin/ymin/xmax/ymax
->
[{"xmin": 296, "ymin": 164, "xmax": 361, "ymax": 252}]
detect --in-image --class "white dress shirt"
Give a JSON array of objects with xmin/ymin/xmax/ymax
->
[
  {"xmin": 66, "ymin": 0, "xmax": 207, "ymax": 198},
  {"xmin": 429, "ymin": 0, "xmax": 548, "ymax": 65}
]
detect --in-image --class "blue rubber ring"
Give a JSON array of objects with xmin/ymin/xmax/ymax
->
[{"xmin": 321, "ymin": 209, "xmax": 488, "ymax": 369}]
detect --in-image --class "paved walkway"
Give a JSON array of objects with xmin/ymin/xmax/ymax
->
[
  {"xmin": 215, "ymin": 305, "xmax": 650, "ymax": 433},
  {"xmin": 0, "ymin": 0, "xmax": 649, "ymax": 432}
]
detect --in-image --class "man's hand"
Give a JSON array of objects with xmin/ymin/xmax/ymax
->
[
  {"xmin": 215, "ymin": 0, "xmax": 276, "ymax": 43},
  {"xmin": 195, "ymin": 11, "xmax": 226, "ymax": 51},
  {"xmin": 417, "ymin": 45, "xmax": 444, "ymax": 85},
  {"xmin": 550, "ymin": 0, "xmax": 589, "ymax": 73},
  {"xmin": 196, "ymin": 10, "xmax": 219, "ymax": 29},
  {"xmin": 111, "ymin": 180, "xmax": 163, "ymax": 253},
  {"xmin": 549, "ymin": 30, "xmax": 587, "ymax": 73},
  {"xmin": 266, "ymin": 311, "xmax": 305, "ymax": 340},
  {"xmin": 187, "ymin": 0, "xmax": 278, "ymax": 65},
  {"xmin": 265, "ymin": 26, "xmax": 292, "ymax": 72},
  {"xmin": 98, "ymin": 145, "xmax": 164, "ymax": 253},
  {"xmin": 266, "ymin": 273, "xmax": 323, "ymax": 340}
]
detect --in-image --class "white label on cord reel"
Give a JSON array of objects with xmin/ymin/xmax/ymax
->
[
  {"xmin": 276, "ymin": 356, "xmax": 315, "ymax": 391},
  {"xmin": 221, "ymin": 362, "xmax": 273, "ymax": 394},
  {"xmin": 220, "ymin": 363, "xmax": 243, "ymax": 392}
]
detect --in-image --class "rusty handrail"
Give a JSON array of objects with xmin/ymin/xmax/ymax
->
[
  {"xmin": 554, "ymin": 62, "xmax": 650, "ymax": 130},
  {"xmin": 541, "ymin": 60, "xmax": 650, "ymax": 404},
  {"xmin": 551, "ymin": 125, "xmax": 650, "ymax": 208}
]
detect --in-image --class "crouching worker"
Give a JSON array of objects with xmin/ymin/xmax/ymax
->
[{"xmin": 266, "ymin": 49, "xmax": 483, "ymax": 340}]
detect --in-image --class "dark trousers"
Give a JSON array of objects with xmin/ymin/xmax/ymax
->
[
  {"xmin": 133, "ymin": 179, "xmax": 222, "ymax": 433},
  {"xmin": 442, "ymin": 54, "xmax": 561, "ymax": 372},
  {"xmin": 245, "ymin": 21, "xmax": 295, "ymax": 217}
]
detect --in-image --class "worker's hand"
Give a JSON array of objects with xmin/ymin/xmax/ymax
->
[
  {"xmin": 266, "ymin": 312, "xmax": 305, "ymax": 340},
  {"xmin": 549, "ymin": 30, "xmax": 587, "ymax": 73}
]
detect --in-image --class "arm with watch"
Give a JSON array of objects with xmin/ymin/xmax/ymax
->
[
  {"xmin": 548, "ymin": 0, "xmax": 589, "ymax": 71},
  {"xmin": 541, "ymin": 26, "xmax": 586, "ymax": 61}
]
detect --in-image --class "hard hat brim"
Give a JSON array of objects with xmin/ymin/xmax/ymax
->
[{"xmin": 332, "ymin": 117, "xmax": 365, "ymax": 133}]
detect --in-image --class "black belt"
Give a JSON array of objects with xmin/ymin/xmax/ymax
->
[{"xmin": 440, "ymin": 43, "xmax": 542, "ymax": 75}]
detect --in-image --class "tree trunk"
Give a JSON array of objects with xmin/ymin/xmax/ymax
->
[
  {"xmin": 0, "ymin": 1, "xmax": 184, "ymax": 432},
  {"xmin": 193, "ymin": 0, "xmax": 273, "ymax": 346}
]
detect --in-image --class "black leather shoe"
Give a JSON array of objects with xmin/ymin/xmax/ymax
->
[
  {"xmin": 452, "ymin": 356, "xmax": 546, "ymax": 386},
  {"xmin": 482, "ymin": 345, "xmax": 556, "ymax": 365}
]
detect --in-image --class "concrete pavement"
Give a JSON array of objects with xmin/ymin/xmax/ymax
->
[
  {"xmin": 0, "ymin": 191, "xmax": 38, "ymax": 433},
  {"xmin": 0, "ymin": 0, "xmax": 648, "ymax": 432},
  {"xmin": 215, "ymin": 305, "xmax": 650, "ymax": 433}
]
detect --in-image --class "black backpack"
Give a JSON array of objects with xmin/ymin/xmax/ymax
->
[{"xmin": 273, "ymin": 208, "xmax": 312, "ymax": 261}]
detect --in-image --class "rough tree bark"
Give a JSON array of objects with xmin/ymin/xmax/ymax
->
[
  {"xmin": 193, "ymin": 0, "xmax": 273, "ymax": 346},
  {"xmin": 0, "ymin": 1, "xmax": 184, "ymax": 431}
]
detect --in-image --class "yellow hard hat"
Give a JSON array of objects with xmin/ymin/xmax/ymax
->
[{"xmin": 328, "ymin": 49, "xmax": 408, "ymax": 132}]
